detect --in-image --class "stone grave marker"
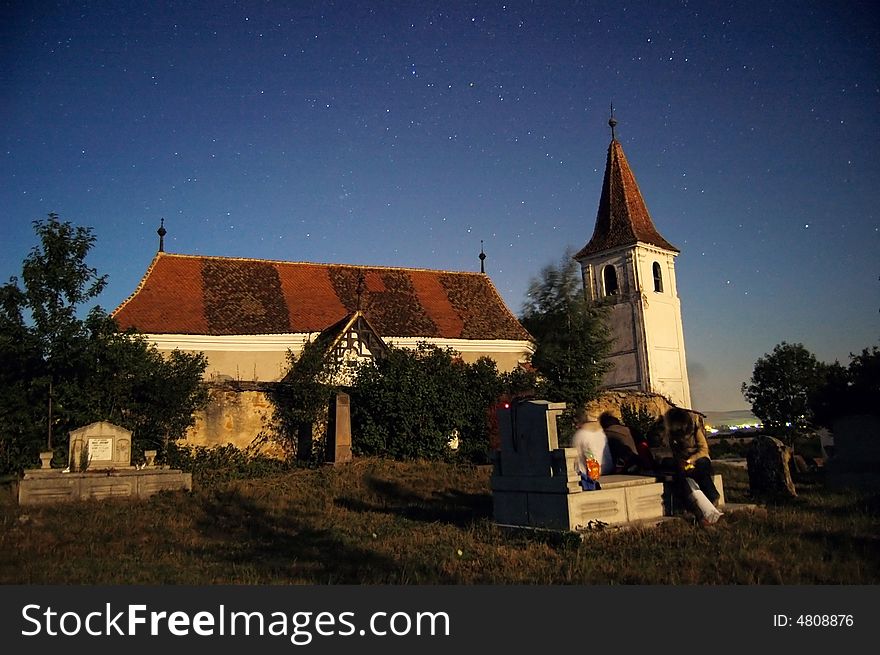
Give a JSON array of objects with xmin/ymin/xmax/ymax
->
[
  {"xmin": 491, "ymin": 400, "xmax": 666, "ymax": 530},
  {"xmin": 746, "ymin": 435, "xmax": 797, "ymax": 498},
  {"xmin": 326, "ymin": 392, "xmax": 352, "ymax": 464},
  {"xmin": 19, "ymin": 420, "xmax": 191, "ymax": 505},
  {"xmin": 68, "ymin": 421, "xmax": 132, "ymax": 471}
]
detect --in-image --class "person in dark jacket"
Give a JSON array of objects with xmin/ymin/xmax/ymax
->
[
  {"xmin": 664, "ymin": 407, "xmax": 720, "ymax": 515},
  {"xmin": 599, "ymin": 413, "xmax": 641, "ymax": 473}
]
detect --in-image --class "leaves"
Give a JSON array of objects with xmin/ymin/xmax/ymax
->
[
  {"xmin": 741, "ymin": 342, "xmax": 824, "ymax": 444},
  {"xmin": 348, "ymin": 344, "xmax": 506, "ymax": 462},
  {"xmin": 0, "ymin": 214, "xmax": 208, "ymax": 474},
  {"xmin": 520, "ymin": 251, "xmax": 612, "ymax": 409}
]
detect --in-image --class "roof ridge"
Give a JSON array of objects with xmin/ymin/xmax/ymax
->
[{"xmin": 155, "ymin": 251, "xmax": 488, "ymax": 277}]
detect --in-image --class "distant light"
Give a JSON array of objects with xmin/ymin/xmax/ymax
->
[{"xmin": 503, "ymin": 403, "xmax": 510, "ymax": 409}]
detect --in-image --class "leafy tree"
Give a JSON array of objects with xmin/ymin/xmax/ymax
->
[
  {"xmin": 0, "ymin": 214, "xmax": 208, "ymax": 474},
  {"xmin": 520, "ymin": 252, "xmax": 612, "ymax": 410},
  {"xmin": 741, "ymin": 342, "xmax": 824, "ymax": 445},
  {"xmin": 847, "ymin": 346, "xmax": 880, "ymax": 411},
  {"xmin": 810, "ymin": 345, "xmax": 880, "ymax": 427},
  {"xmin": 349, "ymin": 344, "xmax": 505, "ymax": 462}
]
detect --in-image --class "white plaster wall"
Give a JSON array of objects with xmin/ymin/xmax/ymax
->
[{"xmin": 578, "ymin": 243, "xmax": 692, "ymax": 409}]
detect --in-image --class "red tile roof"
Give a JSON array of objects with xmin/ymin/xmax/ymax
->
[
  {"xmin": 575, "ymin": 139, "xmax": 679, "ymax": 258},
  {"xmin": 113, "ymin": 253, "xmax": 533, "ymax": 342}
]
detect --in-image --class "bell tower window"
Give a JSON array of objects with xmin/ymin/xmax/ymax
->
[
  {"xmin": 603, "ymin": 265, "xmax": 619, "ymax": 297},
  {"xmin": 653, "ymin": 261, "xmax": 663, "ymax": 293}
]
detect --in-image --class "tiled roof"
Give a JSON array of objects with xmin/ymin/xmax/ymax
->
[
  {"xmin": 575, "ymin": 139, "xmax": 679, "ymax": 258},
  {"xmin": 113, "ymin": 253, "xmax": 533, "ymax": 342}
]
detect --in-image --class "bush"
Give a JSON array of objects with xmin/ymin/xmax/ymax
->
[
  {"xmin": 163, "ymin": 442, "xmax": 293, "ymax": 487},
  {"xmin": 620, "ymin": 403, "xmax": 658, "ymax": 442},
  {"xmin": 350, "ymin": 344, "xmax": 506, "ymax": 462}
]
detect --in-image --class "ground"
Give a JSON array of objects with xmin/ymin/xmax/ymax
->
[{"xmin": 1, "ymin": 459, "xmax": 877, "ymax": 584}]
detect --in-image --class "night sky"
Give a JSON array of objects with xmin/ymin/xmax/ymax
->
[{"xmin": 2, "ymin": 1, "xmax": 878, "ymax": 411}]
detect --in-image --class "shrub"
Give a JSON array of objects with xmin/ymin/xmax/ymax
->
[
  {"xmin": 163, "ymin": 442, "xmax": 293, "ymax": 487},
  {"xmin": 620, "ymin": 403, "xmax": 658, "ymax": 442},
  {"xmin": 350, "ymin": 344, "xmax": 506, "ymax": 462}
]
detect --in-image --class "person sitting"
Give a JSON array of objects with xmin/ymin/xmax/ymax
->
[
  {"xmin": 664, "ymin": 407, "xmax": 722, "ymax": 524},
  {"xmin": 572, "ymin": 407, "xmax": 613, "ymax": 490},
  {"xmin": 599, "ymin": 412, "xmax": 641, "ymax": 474}
]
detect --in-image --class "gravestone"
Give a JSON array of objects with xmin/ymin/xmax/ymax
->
[
  {"xmin": 746, "ymin": 435, "xmax": 797, "ymax": 498},
  {"xmin": 491, "ymin": 400, "xmax": 666, "ymax": 530},
  {"xmin": 326, "ymin": 392, "xmax": 352, "ymax": 464},
  {"xmin": 68, "ymin": 421, "xmax": 132, "ymax": 471},
  {"xmin": 18, "ymin": 420, "xmax": 191, "ymax": 505}
]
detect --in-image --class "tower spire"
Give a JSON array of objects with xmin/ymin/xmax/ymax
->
[
  {"xmin": 157, "ymin": 218, "xmax": 166, "ymax": 252},
  {"xmin": 575, "ymin": 131, "xmax": 678, "ymax": 259},
  {"xmin": 479, "ymin": 240, "xmax": 486, "ymax": 274}
]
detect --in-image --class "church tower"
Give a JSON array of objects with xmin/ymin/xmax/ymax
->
[{"xmin": 574, "ymin": 115, "xmax": 692, "ymax": 408}]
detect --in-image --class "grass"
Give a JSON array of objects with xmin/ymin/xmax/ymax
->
[{"xmin": 1, "ymin": 458, "xmax": 877, "ymax": 584}]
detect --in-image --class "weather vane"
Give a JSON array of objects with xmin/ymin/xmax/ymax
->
[{"xmin": 609, "ymin": 103, "xmax": 617, "ymax": 140}]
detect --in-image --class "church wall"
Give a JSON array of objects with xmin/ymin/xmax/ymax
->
[
  {"xmin": 202, "ymin": 350, "xmax": 291, "ymax": 382},
  {"xmin": 157, "ymin": 337, "xmax": 533, "ymax": 450},
  {"xmin": 186, "ymin": 384, "xmax": 275, "ymax": 451}
]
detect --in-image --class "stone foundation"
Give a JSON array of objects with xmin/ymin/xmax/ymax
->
[
  {"xmin": 18, "ymin": 468, "xmax": 192, "ymax": 506},
  {"xmin": 493, "ymin": 473, "xmax": 666, "ymax": 530}
]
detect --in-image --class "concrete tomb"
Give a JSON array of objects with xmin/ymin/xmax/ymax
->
[
  {"xmin": 490, "ymin": 400, "xmax": 666, "ymax": 530},
  {"xmin": 18, "ymin": 421, "xmax": 192, "ymax": 506}
]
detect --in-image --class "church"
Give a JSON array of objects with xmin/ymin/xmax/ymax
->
[
  {"xmin": 112, "ymin": 115, "xmax": 692, "ymax": 447},
  {"xmin": 575, "ymin": 114, "xmax": 692, "ymax": 409},
  {"xmin": 113, "ymin": 249, "xmax": 535, "ymax": 383},
  {"xmin": 113, "ymin": 243, "xmax": 534, "ymax": 448}
]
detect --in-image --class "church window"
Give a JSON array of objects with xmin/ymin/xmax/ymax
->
[
  {"xmin": 603, "ymin": 265, "xmax": 618, "ymax": 297},
  {"xmin": 653, "ymin": 262, "xmax": 663, "ymax": 293}
]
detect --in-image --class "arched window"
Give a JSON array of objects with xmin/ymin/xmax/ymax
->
[
  {"xmin": 653, "ymin": 262, "xmax": 663, "ymax": 293},
  {"xmin": 603, "ymin": 265, "xmax": 618, "ymax": 297}
]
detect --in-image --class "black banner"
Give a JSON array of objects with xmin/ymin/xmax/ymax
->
[{"xmin": 0, "ymin": 585, "xmax": 874, "ymax": 653}]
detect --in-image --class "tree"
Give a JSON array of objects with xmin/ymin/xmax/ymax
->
[
  {"xmin": 349, "ymin": 344, "xmax": 504, "ymax": 462},
  {"xmin": 520, "ymin": 252, "xmax": 612, "ymax": 410},
  {"xmin": 741, "ymin": 342, "xmax": 824, "ymax": 445},
  {"xmin": 810, "ymin": 345, "xmax": 880, "ymax": 427},
  {"xmin": 0, "ymin": 214, "xmax": 208, "ymax": 474}
]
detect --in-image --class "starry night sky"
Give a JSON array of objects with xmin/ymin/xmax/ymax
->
[{"xmin": 2, "ymin": 1, "xmax": 878, "ymax": 411}]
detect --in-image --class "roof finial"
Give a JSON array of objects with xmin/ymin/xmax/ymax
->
[
  {"xmin": 608, "ymin": 103, "xmax": 617, "ymax": 141},
  {"xmin": 157, "ymin": 218, "xmax": 167, "ymax": 252},
  {"xmin": 355, "ymin": 271, "xmax": 366, "ymax": 311},
  {"xmin": 479, "ymin": 240, "xmax": 487, "ymax": 274}
]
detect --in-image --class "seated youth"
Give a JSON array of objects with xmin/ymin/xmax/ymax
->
[{"xmin": 664, "ymin": 407, "xmax": 722, "ymax": 523}]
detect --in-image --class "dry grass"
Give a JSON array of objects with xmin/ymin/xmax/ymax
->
[{"xmin": 1, "ymin": 459, "xmax": 877, "ymax": 584}]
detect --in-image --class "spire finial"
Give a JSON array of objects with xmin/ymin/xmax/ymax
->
[
  {"xmin": 608, "ymin": 103, "xmax": 617, "ymax": 141},
  {"xmin": 479, "ymin": 240, "xmax": 486, "ymax": 274},
  {"xmin": 157, "ymin": 218, "xmax": 167, "ymax": 252}
]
